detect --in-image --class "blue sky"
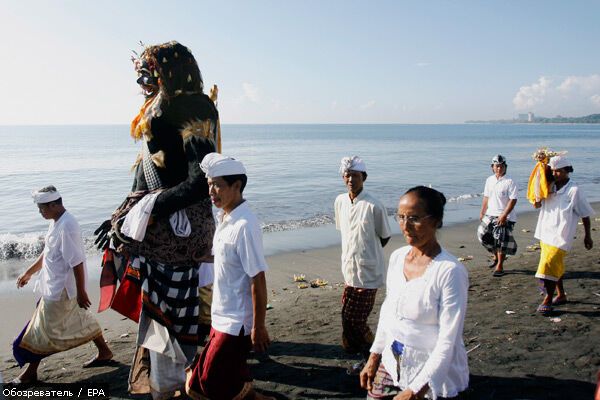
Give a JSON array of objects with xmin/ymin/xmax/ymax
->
[{"xmin": 2, "ymin": 1, "xmax": 600, "ymax": 124}]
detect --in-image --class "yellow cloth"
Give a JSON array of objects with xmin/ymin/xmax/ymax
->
[
  {"xmin": 535, "ymin": 242, "xmax": 566, "ymax": 282},
  {"xmin": 527, "ymin": 161, "xmax": 551, "ymax": 204},
  {"xmin": 20, "ymin": 290, "xmax": 102, "ymax": 355}
]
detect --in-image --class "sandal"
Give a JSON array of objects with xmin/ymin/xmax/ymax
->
[
  {"xmin": 536, "ymin": 304, "xmax": 553, "ymax": 315},
  {"xmin": 492, "ymin": 270, "xmax": 505, "ymax": 277}
]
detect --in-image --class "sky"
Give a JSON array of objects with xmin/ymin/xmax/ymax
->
[{"xmin": 1, "ymin": 0, "xmax": 600, "ymax": 124}]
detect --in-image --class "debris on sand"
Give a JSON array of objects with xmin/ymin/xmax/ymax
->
[{"xmin": 310, "ymin": 279, "xmax": 328, "ymax": 288}]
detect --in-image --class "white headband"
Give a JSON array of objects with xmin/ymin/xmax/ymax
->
[
  {"xmin": 200, "ymin": 152, "xmax": 246, "ymax": 178},
  {"xmin": 548, "ymin": 155, "xmax": 572, "ymax": 170},
  {"xmin": 32, "ymin": 188, "xmax": 61, "ymax": 204},
  {"xmin": 339, "ymin": 156, "xmax": 366, "ymax": 174}
]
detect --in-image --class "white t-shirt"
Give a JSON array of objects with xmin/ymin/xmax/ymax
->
[
  {"xmin": 211, "ymin": 201, "xmax": 269, "ymax": 336},
  {"xmin": 483, "ymin": 174, "xmax": 518, "ymax": 222},
  {"xmin": 371, "ymin": 246, "xmax": 469, "ymax": 399},
  {"xmin": 34, "ymin": 211, "xmax": 86, "ymax": 301},
  {"xmin": 534, "ymin": 180, "xmax": 595, "ymax": 251},
  {"xmin": 334, "ymin": 190, "xmax": 392, "ymax": 289}
]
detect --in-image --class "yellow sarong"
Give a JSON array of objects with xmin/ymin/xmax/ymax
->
[
  {"xmin": 20, "ymin": 290, "xmax": 102, "ymax": 355},
  {"xmin": 535, "ymin": 242, "xmax": 566, "ymax": 282}
]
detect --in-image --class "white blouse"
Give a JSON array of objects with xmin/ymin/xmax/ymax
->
[{"xmin": 371, "ymin": 246, "xmax": 469, "ymax": 399}]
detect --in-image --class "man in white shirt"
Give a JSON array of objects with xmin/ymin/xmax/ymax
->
[
  {"xmin": 12, "ymin": 186, "xmax": 112, "ymax": 384},
  {"xmin": 533, "ymin": 156, "xmax": 594, "ymax": 314},
  {"xmin": 186, "ymin": 153, "xmax": 274, "ymax": 400},
  {"xmin": 334, "ymin": 156, "xmax": 391, "ymax": 374},
  {"xmin": 477, "ymin": 154, "xmax": 518, "ymax": 277}
]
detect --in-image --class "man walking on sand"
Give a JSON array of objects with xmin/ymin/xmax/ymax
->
[
  {"xmin": 533, "ymin": 155, "xmax": 594, "ymax": 315},
  {"xmin": 477, "ymin": 154, "xmax": 518, "ymax": 277},
  {"xmin": 186, "ymin": 153, "xmax": 274, "ymax": 400},
  {"xmin": 334, "ymin": 156, "xmax": 391, "ymax": 375},
  {"xmin": 12, "ymin": 186, "xmax": 113, "ymax": 384}
]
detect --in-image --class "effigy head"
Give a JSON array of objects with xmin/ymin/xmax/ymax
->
[{"xmin": 133, "ymin": 41, "xmax": 204, "ymax": 98}]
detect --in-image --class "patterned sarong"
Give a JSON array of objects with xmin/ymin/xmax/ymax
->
[
  {"xmin": 367, "ymin": 363, "xmax": 401, "ymax": 400},
  {"xmin": 185, "ymin": 328, "xmax": 252, "ymax": 400},
  {"xmin": 477, "ymin": 215, "xmax": 517, "ymax": 255},
  {"xmin": 535, "ymin": 242, "xmax": 566, "ymax": 282},
  {"xmin": 137, "ymin": 256, "xmax": 201, "ymax": 346},
  {"xmin": 13, "ymin": 290, "xmax": 101, "ymax": 367},
  {"xmin": 341, "ymin": 286, "xmax": 377, "ymax": 357}
]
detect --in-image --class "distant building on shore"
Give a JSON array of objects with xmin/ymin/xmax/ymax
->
[{"xmin": 517, "ymin": 112, "xmax": 534, "ymax": 122}]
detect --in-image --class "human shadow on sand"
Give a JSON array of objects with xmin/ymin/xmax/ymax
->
[
  {"xmin": 468, "ymin": 374, "xmax": 595, "ymax": 399},
  {"xmin": 250, "ymin": 341, "xmax": 365, "ymax": 398},
  {"xmin": 562, "ymin": 270, "xmax": 600, "ymax": 280}
]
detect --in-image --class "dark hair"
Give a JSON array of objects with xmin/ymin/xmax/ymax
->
[
  {"xmin": 362, "ymin": 172, "xmax": 368, "ymax": 180},
  {"xmin": 564, "ymin": 166, "xmax": 574, "ymax": 173},
  {"xmin": 404, "ymin": 186, "xmax": 446, "ymax": 228},
  {"xmin": 222, "ymin": 174, "xmax": 248, "ymax": 193}
]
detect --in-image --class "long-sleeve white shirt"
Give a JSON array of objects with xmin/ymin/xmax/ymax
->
[{"xmin": 371, "ymin": 246, "xmax": 469, "ymax": 399}]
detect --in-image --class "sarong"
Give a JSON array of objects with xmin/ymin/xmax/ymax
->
[
  {"xmin": 129, "ymin": 312, "xmax": 198, "ymax": 400},
  {"xmin": 127, "ymin": 256, "xmax": 201, "ymax": 399},
  {"xmin": 367, "ymin": 363, "xmax": 467, "ymax": 400},
  {"xmin": 185, "ymin": 328, "xmax": 252, "ymax": 400},
  {"xmin": 341, "ymin": 286, "xmax": 377, "ymax": 357},
  {"xmin": 367, "ymin": 363, "xmax": 400, "ymax": 400},
  {"xmin": 13, "ymin": 290, "xmax": 102, "ymax": 367},
  {"xmin": 535, "ymin": 242, "xmax": 566, "ymax": 282},
  {"xmin": 477, "ymin": 215, "xmax": 517, "ymax": 255}
]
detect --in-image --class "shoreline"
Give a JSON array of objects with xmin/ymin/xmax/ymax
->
[{"xmin": 2, "ymin": 203, "xmax": 599, "ymax": 398}]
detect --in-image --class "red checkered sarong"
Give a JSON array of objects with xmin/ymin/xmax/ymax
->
[{"xmin": 341, "ymin": 286, "xmax": 377, "ymax": 357}]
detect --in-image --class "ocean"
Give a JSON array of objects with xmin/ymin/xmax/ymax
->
[{"xmin": 1, "ymin": 123, "xmax": 599, "ymax": 280}]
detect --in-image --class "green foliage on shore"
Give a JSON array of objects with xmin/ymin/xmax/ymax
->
[{"xmin": 466, "ymin": 113, "xmax": 600, "ymax": 124}]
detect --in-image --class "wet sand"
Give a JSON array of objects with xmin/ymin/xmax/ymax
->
[{"xmin": 2, "ymin": 205, "xmax": 599, "ymax": 399}]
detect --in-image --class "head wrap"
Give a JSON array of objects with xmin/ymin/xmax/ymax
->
[
  {"xmin": 491, "ymin": 154, "xmax": 506, "ymax": 165},
  {"xmin": 200, "ymin": 153, "xmax": 246, "ymax": 178},
  {"xmin": 548, "ymin": 155, "xmax": 572, "ymax": 170},
  {"xmin": 32, "ymin": 187, "xmax": 61, "ymax": 204},
  {"xmin": 339, "ymin": 156, "xmax": 366, "ymax": 175}
]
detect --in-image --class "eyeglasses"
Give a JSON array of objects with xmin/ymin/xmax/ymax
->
[{"xmin": 394, "ymin": 214, "xmax": 432, "ymax": 226}]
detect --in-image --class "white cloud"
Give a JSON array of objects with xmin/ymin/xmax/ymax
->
[
  {"xmin": 359, "ymin": 100, "xmax": 376, "ymax": 110},
  {"xmin": 331, "ymin": 100, "xmax": 337, "ymax": 110},
  {"xmin": 512, "ymin": 76, "xmax": 551, "ymax": 111},
  {"xmin": 557, "ymin": 74, "xmax": 600, "ymax": 93},
  {"xmin": 415, "ymin": 62, "xmax": 431, "ymax": 67},
  {"xmin": 513, "ymin": 74, "xmax": 600, "ymax": 115}
]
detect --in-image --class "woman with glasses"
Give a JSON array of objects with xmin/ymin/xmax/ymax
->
[{"xmin": 360, "ymin": 186, "xmax": 469, "ymax": 400}]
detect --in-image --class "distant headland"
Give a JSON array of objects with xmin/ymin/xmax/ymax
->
[{"xmin": 466, "ymin": 113, "xmax": 600, "ymax": 124}]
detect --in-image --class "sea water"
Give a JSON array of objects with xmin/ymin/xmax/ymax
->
[{"xmin": 1, "ymin": 124, "xmax": 599, "ymax": 280}]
